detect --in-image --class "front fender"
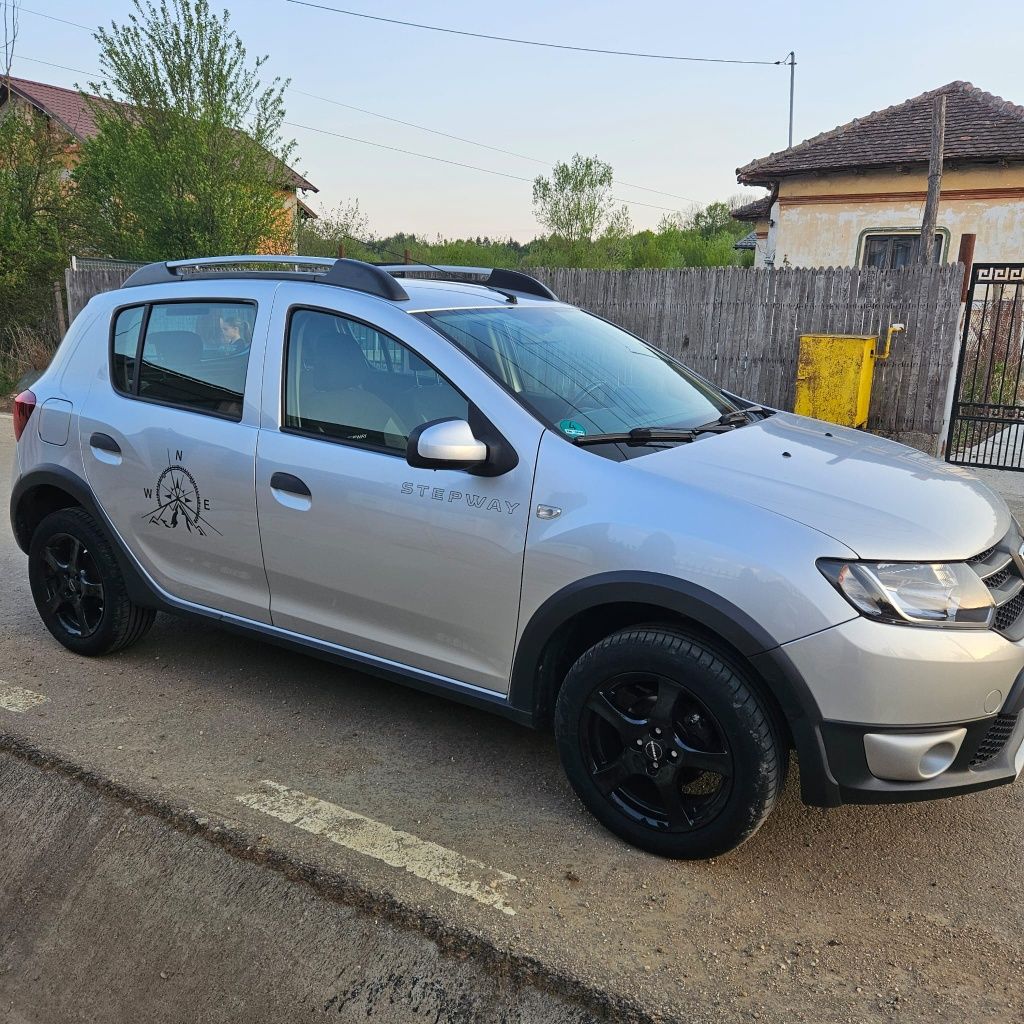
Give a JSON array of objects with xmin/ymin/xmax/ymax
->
[{"xmin": 509, "ymin": 570, "xmax": 839, "ymax": 807}]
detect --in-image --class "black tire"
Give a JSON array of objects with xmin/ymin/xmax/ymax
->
[
  {"xmin": 554, "ymin": 625, "xmax": 785, "ymax": 859},
  {"xmin": 28, "ymin": 507, "xmax": 156, "ymax": 656}
]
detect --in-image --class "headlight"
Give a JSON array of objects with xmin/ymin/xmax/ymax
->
[{"xmin": 818, "ymin": 560, "xmax": 994, "ymax": 628}]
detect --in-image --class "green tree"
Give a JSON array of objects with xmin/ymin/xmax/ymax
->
[
  {"xmin": 296, "ymin": 199, "xmax": 372, "ymax": 259},
  {"xmin": 532, "ymin": 154, "xmax": 629, "ymax": 264},
  {"xmin": 687, "ymin": 200, "xmax": 736, "ymax": 238},
  {"xmin": 73, "ymin": 0, "xmax": 295, "ymax": 261},
  {"xmin": 0, "ymin": 105, "xmax": 75, "ymax": 331}
]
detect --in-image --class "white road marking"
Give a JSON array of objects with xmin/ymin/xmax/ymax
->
[
  {"xmin": 0, "ymin": 682, "xmax": 49, "ymax": 713},
  {"xmin": 237, "ymin": 780, "xmax": 518, "ymax": 916}
]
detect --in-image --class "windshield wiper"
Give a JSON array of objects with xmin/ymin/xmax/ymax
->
[
  {"xmin": 572, "ymin": 423, "xmax": 734, "ymax": 447},
  {"xmin": 717, "ymin": 405, "xmax": 774, "ymax": 425}
]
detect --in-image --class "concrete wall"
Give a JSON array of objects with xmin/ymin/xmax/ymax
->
[{"xmin": 774, "ymin": 163, "xmax": 1024, "ymax": 267}]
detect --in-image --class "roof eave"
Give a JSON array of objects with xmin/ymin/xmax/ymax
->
[{"xmin": 4, "ymin": 79, "xmax": 88, "ymax": 143}]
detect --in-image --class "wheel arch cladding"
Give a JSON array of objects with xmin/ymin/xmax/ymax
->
[
  {"xmin": 510, "ymin": 571, "xmax": 837, "ymax": 806},
  {"xmin": 11, "ymin": 466, "xmax": 162, "ymax": 610}
]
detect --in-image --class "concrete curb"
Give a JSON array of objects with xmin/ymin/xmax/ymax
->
[{"xmin": 0, "ymin": 733, "xmax": 662, "ymax": 1024}]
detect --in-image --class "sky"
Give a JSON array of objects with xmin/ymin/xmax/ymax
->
[{"xmin": 7, "ymin": 0, "xmax": 1024, "ymax": 241}]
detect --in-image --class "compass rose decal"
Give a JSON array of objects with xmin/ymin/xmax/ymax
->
[{"xmin": 142, "ymin": 450, "xmax": 221, "ymax": 536}]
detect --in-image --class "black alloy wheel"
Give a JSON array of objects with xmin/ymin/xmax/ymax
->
[
  {"xmin": 38, "ymin": 532, "xmax": 106, "ymax": 638},
  {"xmin": 555, "ymin": 626, "xmax": 785, "ymax": 859},
  {"xmin": 29, "ymin": 507, "xmax": 156, "ymax": 656},
  {"xmin": 581, "ymin": 671, "xmax": 733, "ymax": 832}
]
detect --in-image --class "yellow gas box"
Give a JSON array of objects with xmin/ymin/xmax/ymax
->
[{"xmin": 793, "ymin": 326, "xmax": 901, "ymax": 428}]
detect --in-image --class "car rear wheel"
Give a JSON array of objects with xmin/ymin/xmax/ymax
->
[
  {"xmin": 554, "ymin": 625, "xmax": 785, "ymax": 859},
  {"xmin": 29, "ymin": 508, "xmax": 156, "ymax": 656}
]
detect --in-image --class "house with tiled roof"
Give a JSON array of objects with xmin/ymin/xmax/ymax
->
[
  {"xmin": 0, "ymin": 75, "xmax": 318, "ymax": 244},
  {"xmin": 733, "ymin": 81, "xmax": 1024, "ymax": 268}
]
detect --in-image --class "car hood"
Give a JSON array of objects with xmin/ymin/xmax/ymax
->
[{"xmin": 630, "ymin": 412, "xmax": 1011, "ymax": 561}]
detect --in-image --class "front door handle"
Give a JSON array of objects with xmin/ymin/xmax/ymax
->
[
  {"xmin": 89, "ymin": 432, "xmax": 121, "ymax": 454},
  {"xmin": 270, "ymin": 472, "xmax": 311, "ymax": 497}
]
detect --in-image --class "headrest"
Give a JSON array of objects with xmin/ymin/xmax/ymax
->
[
  {"xmin": 296, "ymin": 314, "xmax": 370, "ymax": 387},
  {"xmin": 146, "ymin": 330, "xmax": 203, "ymax": 372}
]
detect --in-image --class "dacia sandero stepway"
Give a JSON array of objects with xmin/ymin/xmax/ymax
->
[{"xmin": 11, "ymin": 256, "xmax": 1024, "ymax": 858}]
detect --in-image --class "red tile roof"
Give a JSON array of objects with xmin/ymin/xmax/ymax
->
[
  {"xmin": 737, "ymin": 81, "xmax": 1024, "ymax": 185},
  {"xmin": 5, "ymin": 74, "xmax": 103, "ymax": 138},
  {"xmin": 3, "ymin": 75, "xmax": 316, "ymax": 192}
]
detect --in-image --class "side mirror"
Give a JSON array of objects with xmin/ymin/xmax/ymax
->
[{"xmin": 407, "ymin": 418, "xmax": 488, "ymax": 470}]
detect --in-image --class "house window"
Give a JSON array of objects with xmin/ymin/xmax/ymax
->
[{"xmin": 862, "ymin": 233, "xmax": 943, "ymax": 269}]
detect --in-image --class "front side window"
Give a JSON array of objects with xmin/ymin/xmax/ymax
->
[
  {"xmin": 284, "ymin": 308, "xmax": 468, "ymax": 453},
  {"xmin": 862, "ymin": 233, "xmax": 943, "ymax": 269},
  {"xmin": 419, "ymin": 306, "xmax": 733, "ymax": 439},
  {"xmin": 111, "ymin": 300, "xmax": 256, "ymax": 420}
]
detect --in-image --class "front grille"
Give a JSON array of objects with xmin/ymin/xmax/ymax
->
[
  {"xmin": 969, "ymin": 545, "xmax": 997, "ymax": 566},
  {"xmin": 986, "ymin": 566, "xmax": 1012, "ymax": 589},
  {"xmin": 970, "ymin": 714, "xmax": 1019, "ymax": 768},
  {"xmin": 995, "ymin": 590, "xmax": 1024, "ymax": 631},
  {"xmin": 967, "ymin": 529, "xmax": 1024, "ymax": 637}
]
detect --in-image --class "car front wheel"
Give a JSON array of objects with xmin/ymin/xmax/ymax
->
[{"xmin": 554, "ymin": 625, "xmax": 785, "ymax": 859}]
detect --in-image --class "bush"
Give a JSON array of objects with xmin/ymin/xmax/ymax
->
[{"xmin": 0, "ymin": 322, "xmax": 60, "ymax": 400}]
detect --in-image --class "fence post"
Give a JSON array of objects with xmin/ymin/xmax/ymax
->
[
  {"xmin": 957, "ymin": 234, "xmax": 976, "ymax": 302},
  {"xmin": 53, "ymin": 281, "xmax": 68, "ymax": 338}
]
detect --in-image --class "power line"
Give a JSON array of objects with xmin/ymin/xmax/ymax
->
[
  {"xmin": 10, "ymin": 2, "xmax": 698, "ymax": 204},
  {"xmin": 285, "ymin": 0, "xmax": 782, "ymax": 65},
  {"xmin": 284, "ymin": 121, "xmax": 679, "ymax": 212},
  {"xmin": 4, "ymin": 3, "xmax": 91, "ymax": 32},
  {"xmin": 10, "ymin": 52, "xmax": 684, "ymax": 213},
  {"xmin": 9, "ymin": 54, "xmax": 93, "ymax": 75},
  {"xmin": 289, "ymin": 87, "xmax": 697, "ymax": 203},
  {"xmin": 10, "ymin": 2, "xmax": 790, "ymax": 188}
]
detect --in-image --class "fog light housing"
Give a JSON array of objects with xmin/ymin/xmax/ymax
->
[{"xmin": 863, "ymin": 728, "xmax": 967, "ymax": 781}]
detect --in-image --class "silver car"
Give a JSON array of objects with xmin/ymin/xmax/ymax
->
[{"xmin": 10, "ymin": 256, "xmax": 1024, "ymax": 858}]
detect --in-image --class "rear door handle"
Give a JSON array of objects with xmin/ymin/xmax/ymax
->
[
  {"xmin": 270, "ymin": 472, "xmax": 311, "ymax": 497},
  {"xmin": 89, "ymin": 432, "xmax": 121, "ymax": 454}
]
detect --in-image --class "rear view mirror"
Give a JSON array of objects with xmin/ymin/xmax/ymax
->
[{"xmin": 407, "ymin": 418, "xmax": 488, "ymax": 471}]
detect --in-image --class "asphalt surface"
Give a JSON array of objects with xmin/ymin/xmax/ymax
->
[{"xmin": 2, "ymin": 419, "xmax": 1023, "ymax": 1023}]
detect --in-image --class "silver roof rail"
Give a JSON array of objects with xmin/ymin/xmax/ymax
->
[
  {"xmin": 377, "ymin": 264, "xmax": 557, "ymax": 301},
  {"xmin": 121, "ymin": 256, "xmax": 410, "ymax": 301}
]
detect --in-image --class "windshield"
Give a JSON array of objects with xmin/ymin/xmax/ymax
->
[{"xmin": 418, "ymin": 306, "xmax": 734, "ymax": 440}]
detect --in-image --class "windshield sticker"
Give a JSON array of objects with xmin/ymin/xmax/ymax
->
[
  {"xmin": 558, "ymin": 419, "xmax": 588, "ymax": 438},
  {"xmin": 142, "ymin": 449, "xmax": 221, "ymax": 536}
]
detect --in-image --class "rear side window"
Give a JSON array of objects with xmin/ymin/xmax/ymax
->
[
  {"xmin": 110, "ymin": 300, "xmax": 257, "ymax": 420},
  {"xmin": 112, "ymin": 306, "xmax": 145, "ymax": 393}
]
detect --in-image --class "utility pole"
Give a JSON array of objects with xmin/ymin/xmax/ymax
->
[
  {"xmin": 918, "ymin": 94, "xmax": 946, "ymax": 266},
  {"xmin": 787, "ymin": 51, "xmax": 796, "ymax": 149}
]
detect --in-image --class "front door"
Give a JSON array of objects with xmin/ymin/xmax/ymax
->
[
  {"xmin": 80, "ymin": 295, "xmax": 271, "ymax": 622},
  {"xmin": 255, "ymin": 302, "xmax": 540, "ymax": 692}
]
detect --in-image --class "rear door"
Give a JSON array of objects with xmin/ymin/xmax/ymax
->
[
  {"xmin": 79, "ymin": 285, "xmax": 273, "ymax": 621},
  {"xmin": 254, "ymin": 287, "xmax": 543, "ymax": 693}
]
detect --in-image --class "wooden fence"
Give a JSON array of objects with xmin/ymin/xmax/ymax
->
[
  {"xmin": 66, "ymin": 261, "xmax": 964, "ymax": 438},
  {"xmin": 65, "ymin": 260, "xmax": 144, "ymax": 321},
  {"xmin": 534, "ymin": 265, "xmax": 965, "ymax": 438}
]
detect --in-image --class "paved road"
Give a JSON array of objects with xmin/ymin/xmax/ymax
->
[{"xmin": 1, "ymin": 420, "xmax": 1022, "ymax": 1023}]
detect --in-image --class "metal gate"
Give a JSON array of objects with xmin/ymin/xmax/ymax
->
[{"xmin": 947, "ymin": 263, "xmax": 1024, "ymax": 469}]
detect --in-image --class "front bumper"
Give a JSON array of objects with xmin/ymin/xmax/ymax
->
[
  {"xmin": 817, "ymin": 706, "xmax": 1024, "ymax": 804},
  {"xmin": 750, "ymin": 616, "xmax": 1024, "ymax": 807}
]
